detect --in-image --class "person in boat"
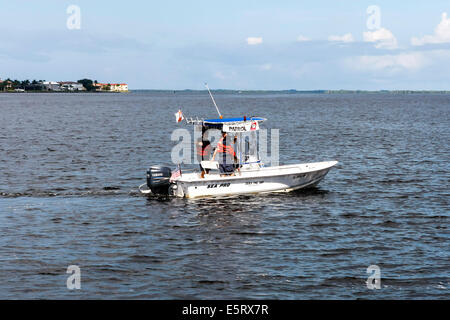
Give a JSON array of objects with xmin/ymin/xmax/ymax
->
[
  {"xmin": 212, "ymin": 131, "xmax": 237, "ymax": 176},
  {"xmin": 232, "ymin": 134, "xmax": 240, "ymax": 173},
  {"xmin": 196, "ymin": 139, "xmax": 211, "ymax": 178}
]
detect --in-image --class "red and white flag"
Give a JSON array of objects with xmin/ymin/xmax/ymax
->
[
  {"xmin": 250, "ymin": 120, "xmax": 259, "ymax": 131},
  {"xmin": 169, "ymin": 165, "xmax": 182, "ymax": 182},
  {"xmin": 175, "ymin": 109, "xmax": 184, "ymax": 123}
]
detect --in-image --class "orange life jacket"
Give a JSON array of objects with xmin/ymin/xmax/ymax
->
[
  {"xmin": 216, "ymin": 140, "xmax": 236, "ymax": 157},
  {"xmin": 197, "ymin": 143, "xmax": 211, "ymax": 156}
]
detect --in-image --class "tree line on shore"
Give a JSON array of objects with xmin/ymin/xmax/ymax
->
[{"xmin": 0, "ymin": 78, "xmax": 101, "ymax": 92}]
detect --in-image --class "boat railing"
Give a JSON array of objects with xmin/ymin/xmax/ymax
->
[{"xmin": 185, "ymin": 117, "xmax": 204, "ymax": 125}]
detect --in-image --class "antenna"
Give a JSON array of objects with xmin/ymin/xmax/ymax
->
[{"xmin": 205, "ymin": 83, "xmax": 223, "ymax": 119}]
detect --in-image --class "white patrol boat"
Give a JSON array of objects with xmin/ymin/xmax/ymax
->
[{"xmin": 139, "ymin": 114, "xmax": 338, "ymax": 199}]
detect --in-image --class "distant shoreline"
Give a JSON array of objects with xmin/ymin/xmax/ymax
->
[
  {"xmin": 0, "ymin": 90, "xmax": 130, "ymax": 94},
  {"xmin": 0, "ymin": 79, "xmax": 128, "ymax": 93},
  {"xmin": 127, "ymin": 89, "xmax": 450, "ymax": 94},
  {"xmin": 2, "ymin": 89, "xmax": 450, "ymax": 94}
]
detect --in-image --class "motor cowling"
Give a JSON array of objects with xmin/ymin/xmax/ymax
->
[{"xmin": 147, "ymin": 166, "xmax": 172, "ymax": 195}]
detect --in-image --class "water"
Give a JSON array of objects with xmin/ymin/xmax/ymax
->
[{"xmin": 0, "ymin": 92, "xmax": 448, "ymax": 299}]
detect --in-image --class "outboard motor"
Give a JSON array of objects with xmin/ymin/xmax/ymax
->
[{"xmin": 146, "ymin": 166, "xmax": 172, "ymax": 195}]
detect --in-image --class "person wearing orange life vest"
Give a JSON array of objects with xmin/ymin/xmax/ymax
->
[
  {"xmin": 212, "ymin": 131, "xmax": 237, "ymax": 176},
  {"xmin": 196, "ymin": 139, "xmax": 211, "ymax": 178}
]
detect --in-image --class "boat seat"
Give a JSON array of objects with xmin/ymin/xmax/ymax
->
[{"xmin": 201, "ymin": 160, "xmax": 219, "ymax": 170}]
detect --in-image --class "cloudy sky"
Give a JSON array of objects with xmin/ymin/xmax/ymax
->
[{"xmin": 1, "ymin": 0, "xmax": 450, "ymax": 90}]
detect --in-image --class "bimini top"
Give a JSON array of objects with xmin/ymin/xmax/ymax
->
[
  {"xmin": 203, "ymin": 116, "xmax": 266, "ymax": 124},
  {"xmin": 203, "ymin": 116, "xmax": 266, "ymax": 132}
]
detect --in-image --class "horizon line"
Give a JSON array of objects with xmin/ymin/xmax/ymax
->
[{"xmin": 129, "ymin": 88, "xmax": 450, "ymax": 92}]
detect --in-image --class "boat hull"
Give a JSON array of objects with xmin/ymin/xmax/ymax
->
[{"xmin": 173, "ymin": 161, "xmax": 338, "ymax": 198}]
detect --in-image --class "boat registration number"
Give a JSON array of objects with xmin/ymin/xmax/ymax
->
[{"xmin": 245, "ymin": 181, "xmax": 264, "ymax": 185}]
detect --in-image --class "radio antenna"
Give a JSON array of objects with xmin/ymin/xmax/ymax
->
[{"xmin": 205, "ymin": 83, "xmax": 223, "ymax": 119}]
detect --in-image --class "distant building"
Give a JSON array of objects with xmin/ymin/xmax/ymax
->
[
  {"xmin": 42, "ymin": 81, "xmax": 61, "ymax": 91},
  {"xmin": 94, "ymin": 83, "xmax": 129, "ymax": 92},
  {"xmin": 58, "ymin": 81, "xmax": 85, "ymax": 91},
  {"xmin": 0, "ymin": 79, "xmax": 13, "ymax": 91}
]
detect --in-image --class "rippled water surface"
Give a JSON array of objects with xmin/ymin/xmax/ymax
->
[{"xmin": 0, "ymin": 92, "xmax": 448, "ymax": 299}]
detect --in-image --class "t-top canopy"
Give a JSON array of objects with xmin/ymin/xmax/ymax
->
[
  {"xmin": 203, "ymin": 117, "xmax": 266, "ymax": 124},
  {"xmin": 203, "ymin": 117, "xmax": 266, "ymax": 132}
]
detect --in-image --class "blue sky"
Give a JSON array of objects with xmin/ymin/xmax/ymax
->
[{"xmin": 1, "ymin": 0, "xmax": 450, "ymax": 90}]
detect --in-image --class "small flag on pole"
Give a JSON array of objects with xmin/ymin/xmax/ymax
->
[
  {"xmin": 170, "ymin": 165, "xmax": 182, "ymax": 182},
  {"xmin": 175, "ymin": 109, "xmax": 184, "ymax": 123},
  {"xmin": 250, "ymin": 120, "xmax": 259, "ymax": 131}
]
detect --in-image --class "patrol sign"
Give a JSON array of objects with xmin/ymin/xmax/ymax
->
[{"xmin": 223, "ymin": 121, "xmax": 259, "ymax": 132}]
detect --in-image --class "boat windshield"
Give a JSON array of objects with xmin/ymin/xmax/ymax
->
[
  {"xmin": 189, "ymin": 116, "xmax": 266, "ymax": 168},
  {"xmin": 237, "ymin": 130, "xmax": 259, "ymax": 164},
  {"xmin": 200, "ymin": 121, "xmax": 263, "ymax": 166}
]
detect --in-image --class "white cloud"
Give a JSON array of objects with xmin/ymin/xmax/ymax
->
[
  {"xmin": 363, "ymin": 28, "xmax": 398, "ymax": 49},
  {"xmin": 348, "ymin": 52, "xmax": 428, "ymax": 72},
  {"xmin": 259, "ymin": 63, "xmax": 272, "ymax": 70},
  {"xmin": 296, "ymin": 35, "xmax": 310, "ymax": 42},
  {"xmin": 411, "ymin": 12, "xmax": 450, "ymax": 46},
  {"xmin": 214, "ymin": 71, "xmax": 226, "ymax": 80},
  {"xmin": 246, "ymin": 37, "xmax": 263, "ymax": 45},
  {"xmin": 328, "ymin": 33, "xmax": 354, "ymax": 43},
  {"xmin": 213, "ymin": 70, "xmax": 237, "ymax": 80}
]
